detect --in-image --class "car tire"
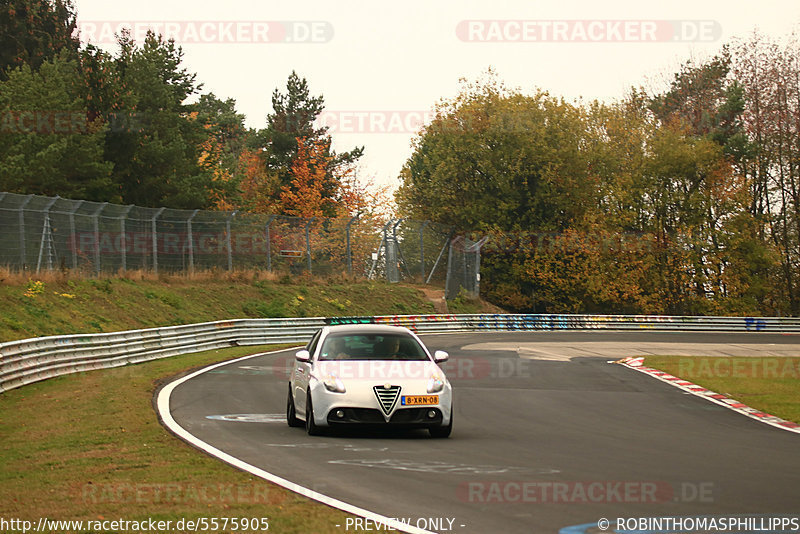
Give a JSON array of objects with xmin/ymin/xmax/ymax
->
[
  {"xmin": 429, "ymin": 406, "xmax": 453, "ymax": 438},
  {"xmin": 305, "ymin": 390, "xmax": 322, "ymax": 436},
  {"xmin": 287, "ymin": 384, "xmax": 303, "ymax": 428}
]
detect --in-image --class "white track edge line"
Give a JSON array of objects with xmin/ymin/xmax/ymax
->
[
  {"xmin": 619, "ymin": 362, "xmax": 800, "ymax": 434},
  {"xmin": 156, "ymin": 348, "xmax": 435, "ymax": 534}
]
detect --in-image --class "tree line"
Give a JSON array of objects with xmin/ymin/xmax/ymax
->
[
  {"xmin": 397, "ymin": 36, "xmax": 800, "ymax": 316},
  {"xmin": 0, "ymin": 0, "xmax": 366, "ymax": 217},
  {"xmin": 3, "ymin": 1, "xmax": 799, "ymax": 316}
]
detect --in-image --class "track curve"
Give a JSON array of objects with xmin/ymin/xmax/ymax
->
[{"xmin": 160, "ymin": 331, "xmax": 800, "ymax": 533}]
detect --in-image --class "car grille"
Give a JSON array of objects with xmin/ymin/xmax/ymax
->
[
  {"xmin": 326, "ymin": 407, "xmax": 442, "ymax": 425},
  {"xmin": 373, "ymin": 385, "xmax": 401, "ymax": 416}
]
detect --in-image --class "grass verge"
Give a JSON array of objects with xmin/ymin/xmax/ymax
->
[
  {"xmin": 0, "ymin": 345, "xmax": 354, "ymax": 532},
  {"xmin": 643, "ymin": 356, "xmax": 800, "ymax": 424},
  {"xmin": 0, "ymin": 272, "xmax": 438, "ymax": 342}
]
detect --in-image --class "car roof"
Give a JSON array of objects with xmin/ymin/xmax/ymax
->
[{"xmin": 322, "ymin": 324, "xmax": 415, "ymax": 336}]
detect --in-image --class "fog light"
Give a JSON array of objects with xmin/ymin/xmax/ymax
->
[
  {"xmin": 335, "ymin": 409, "xmax": 345, "ymax": 419},
  {"xmin": 427, "ymin": 410, "xmax": 437, "ymax": 419}
]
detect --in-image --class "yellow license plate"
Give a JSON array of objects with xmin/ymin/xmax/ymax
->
[{"xmin": 401, "ymin": 395, "xmax": 439, "ymax": 406}]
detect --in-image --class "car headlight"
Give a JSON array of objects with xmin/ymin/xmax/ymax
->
[
  {"xmin": 427, "ymin": 372, "xmax": 445, "ymax": 394},
  {"xmin": 322, "ymin": 374, "xmax": 346, "ymax": 393}
]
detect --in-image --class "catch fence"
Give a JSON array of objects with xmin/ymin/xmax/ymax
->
[{"xmin": 0, "ymin": 192, "xmax": 481, "ymax": 296}]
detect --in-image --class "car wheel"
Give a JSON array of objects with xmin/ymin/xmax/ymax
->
[
  {"xmin": 429, "ymin": 407, "xmax": 453, "ymax": 438},
  {"xmin": 305, "ymin": 390, "xmax": 321, "ymax": 436},
  {"xmin": 287, "ymin": 384, "xmax": 303, "ymax": 427}
]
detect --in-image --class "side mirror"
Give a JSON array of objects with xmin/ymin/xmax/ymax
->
[
  {"xmin": 295, "ymin": 349, "xmax": 311, "ymax": 362},
  {"xmin": 433, "ymin": 350, "xmax": 449, "ymax": 363}
]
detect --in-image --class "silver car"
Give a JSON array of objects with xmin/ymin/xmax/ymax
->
[{"xmin": 287, "ymin": 324, "xmax": 453, "ymax": 438}]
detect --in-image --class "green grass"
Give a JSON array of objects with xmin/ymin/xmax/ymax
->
[
  {"xmin": 0, "ymin": 274, "xmax": 436, "ymax": 342},
  {"xmin": 0, "ymin": 273, "xmax": 454, "ymax": 530},
  {"xmin": 446, "ymin": 295, "xmax": 483, "ymax": 315},
  {"xmin": 644, "ymin": 356, "xmax": 800, "ymax": 423},
  {"xmin": 0, "ymin": 345, "xmax": 355, "ymax": 531},
  {"xmin": 1, "ymin": 272, "xmax": 797, "ymax": 529}
]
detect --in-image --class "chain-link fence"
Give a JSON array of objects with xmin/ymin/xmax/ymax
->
[
  {"xmin": 0, "ymin": 192, "xmax": 481, "ymax": 297},
  {"xmin": 445, "ymin": 235, "xmax": 487, "ymax": 300}
]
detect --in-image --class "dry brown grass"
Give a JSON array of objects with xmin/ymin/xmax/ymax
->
[
  {"xmin": 0, "ymin": 265, "xmax": 378, "ymax": 289},
  {"xmin": 0, "ymin": 266, "xmax": 283, "ymax": 286}
]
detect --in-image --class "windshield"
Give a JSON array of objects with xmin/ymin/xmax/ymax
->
[{"xmin": 318, "ymin": 333, "xmax": 429, "ymax": 362}]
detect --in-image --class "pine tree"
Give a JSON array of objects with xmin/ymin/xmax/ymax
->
[{"xmin": 0, "ymin": 0, "xmax": 79, "ymax": 81}]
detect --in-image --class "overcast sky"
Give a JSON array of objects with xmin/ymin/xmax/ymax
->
[{"xmin": 73, "ymin": 0, "xmax": 800, "ymax": 191}]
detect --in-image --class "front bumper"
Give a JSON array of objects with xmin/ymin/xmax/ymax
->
[
  {"xmin": 309, "ymin": 380, "xmax": 453, "ymax": 428},
  {"xmin": 326, "ymin": 406, "xmax": 445, "ymax": 427}
]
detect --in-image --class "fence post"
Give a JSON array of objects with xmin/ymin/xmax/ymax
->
[
  {"xmin": 420, "ymin": 221, "xmax": 429, "ymax": 283},
  {"xmin": 67, "ymin": 200, "xmax": 84, "ymax": 271},
  {"xmin": 471, "ymin": 236, "xmax": 488, "ymax": 298},
  {"xmin": 36, "ymin": 196, "xmax": 58, "ymax": 273},
  {"xmin": 151, "ymin": 207, "xmax": 165, "ymax": 273},
  {"xmin": 392, "ymin": 219, "xmax": 412, "ymax": 281},
  {"xmin": 187, "ymin": 209, "xmax": 199, "ymax": 274},
  {"xmin": 346, "ymin": 215, "xmax": 358, "ymax": 276},
  {"xmin": 119, "ymin": 205, "xmax": 134, "ymax": 272},
  {"xmin": 383, "ymin": 219, "xmax": 402, "ymax": 283},
  {"xmin": 18, "ymin": 194, "xmax": 33, "ymax": 271},
  {"xmin": 426, "ymin": 227, "xmax": 454, "ymax": 285},
  {"xmin": 368, "ymin": 220, "xmax": 393, "ymax": 280},
  {"xmin": 265, "ymin": 215, "xmax": 275, "ymax": 272},
  {"xmin": 305, "ymin": 217, "xmax": 316, "ymax": 274},
  {"xmin": 92, "ymin": 203, "xmax": 108, "ymax": 275},
  {"xmin": 225, "ymin": 211, "xmax": 237, "ymax": 271}
]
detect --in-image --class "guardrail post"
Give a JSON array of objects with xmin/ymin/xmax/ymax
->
[
  {"xmin": 92, "ymin": 202, "xmax": 108, "ymax": 275},
  {"xmin": 151, "ymin": 207, "xmax": 165, "ymax": 273},
  {"xmin": 187, "ymin": 209, "xmax": 199, "ymax": 273}
]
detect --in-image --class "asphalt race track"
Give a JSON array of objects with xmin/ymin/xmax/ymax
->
[{"xmin": 163, "ymin": 331, "xmax": 800, "ymax": 533}]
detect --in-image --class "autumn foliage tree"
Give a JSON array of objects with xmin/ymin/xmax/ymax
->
[
  {"xmin": 232, "ymin": 149, "xmax": 281, "ymax": 213},
  {"xmin": 398, "ymin": 65, "xmax": 782, "ymax": 315},
  {"xmin": 249, "ymin": 72, "xmax": 363, "ymax": 210},
  {"xmin": 730, "ymin": 31, "xmax": 800, "ymax": 315},
  {"xmin": 279, "ymin": 137, "xmax": 337, "ymax": 218}
]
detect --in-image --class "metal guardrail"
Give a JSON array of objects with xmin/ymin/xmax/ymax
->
[{"xmin": 2, "ymin": 313, "xmax": 799, "ymax": 393}]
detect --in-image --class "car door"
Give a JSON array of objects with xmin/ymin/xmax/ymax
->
[{"xmin": 293, "ymin": 330, "xmax": 321, "ymax": 415}]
